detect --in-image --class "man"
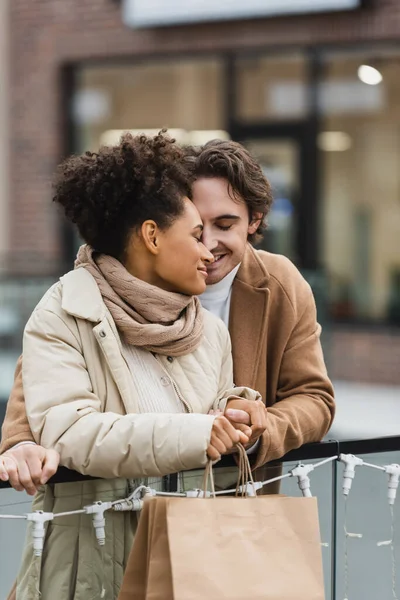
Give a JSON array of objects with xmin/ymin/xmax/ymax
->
[{"xmin": 0, "ymin": 139, "xmax": 335, "ymax": 494}]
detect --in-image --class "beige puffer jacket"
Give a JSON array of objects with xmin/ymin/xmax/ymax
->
[
  {"xmin": 16, "ymin": 268, "xmax": 259, "ymax": 600},
  {"xmin": 23, "ymin": 268, "xmax": 257, "ymax": 479}
]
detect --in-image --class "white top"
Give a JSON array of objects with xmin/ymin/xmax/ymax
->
[
  {"xmin": 199, "ymin": 264, "xmax": 241, "ymax": 327},
  {"xmin": 121, "ymin": 343, "xmax": 187, "ymax": 490},
  {"xmin": 121, "ymin": 343, "xmax": 184, "ymax": 414}
]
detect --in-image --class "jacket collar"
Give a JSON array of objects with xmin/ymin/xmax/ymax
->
[
  {"xmin": 229, "ymin": 244, "xmax": 270, "ymax": 390},
  {"xmin": 60, "ymin": 268, "xmax": 107, "ymax": 322},
  {"xmin": 235, "ymin": 243, "xmax": 270, "ymax": 288}
]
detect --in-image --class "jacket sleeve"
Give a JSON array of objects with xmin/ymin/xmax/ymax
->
[
  {"xmin": 253, "ymin": 285, "xmax": 335, "ymax": 469},
  {"xmin": 22, "ymin": 308, "xmax": 216, "ymax": 479},
  {"xmin": 0, "ymin": 356, "xmax": 35, "ymax": 453},
  {"xmin": 212, "ymin": 322, "xmax": 261, "ymax": 413}
]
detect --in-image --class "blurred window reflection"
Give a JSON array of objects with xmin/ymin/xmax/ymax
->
[
  {"xmin": 242, "ymin": 138, "xmax": 299, "ymax": 263},
  {"xmin": 73, "ymin": 59, "xmax": 225, "ymax": 152},
  {"xmin": 320, "ymin": 48, "xmax": 400, "ymax": 327},
  {"xmin": 235, "ymin": 53, "xmax": 307, "ymax": 121}
]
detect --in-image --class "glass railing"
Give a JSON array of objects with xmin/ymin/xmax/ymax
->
[
  {"xmin": 280, "ymin": 438, "xmax": 400, "ymax": 600},
  {"xmin": 1, "ymin": 436, "xmax": 399, "ymax": 599}
]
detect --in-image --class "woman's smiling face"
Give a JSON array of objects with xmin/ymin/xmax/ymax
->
[{"xmin": 149, "ymin": 198, "xmax": 214, "ymax": 296}]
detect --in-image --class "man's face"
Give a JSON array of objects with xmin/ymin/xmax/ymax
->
[{"xmin": 192, "ymin": 177, "xmax": 260, "ymax": 285}]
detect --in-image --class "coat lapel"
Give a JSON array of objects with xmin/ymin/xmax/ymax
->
[{"xmin": 229, "ymin": 245, "xmax": 270, "ymax": 395}]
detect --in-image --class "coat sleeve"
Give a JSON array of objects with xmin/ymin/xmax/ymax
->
[
  {"xmin": 253, "ymin": 284, "xmax": 335, "ymax": 469},
  {"xmin": 212, "ymin": 321, "xmax": 261, "ymax": 413},
  {"xmin": 22, "ymin": 308, "xmax": 216, "ymax": 479},
  {"xmin": 0, "ymin": 356, "xmax": 35, "ymax": 453}
]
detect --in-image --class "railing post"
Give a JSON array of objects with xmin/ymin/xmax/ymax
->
[{"xmin": 331, "ymin": 458, "xmax": 338, "ymax": 600}]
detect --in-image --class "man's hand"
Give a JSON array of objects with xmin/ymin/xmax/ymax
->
[
  {"xmin": 225, "ymin": 398, "xmax": 268, "ymax": 447},
  {"xmin": 0, "ymin": 445, "xmax": 60, "ymax": 496}
]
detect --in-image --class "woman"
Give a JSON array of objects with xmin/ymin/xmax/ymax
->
[{"xmin": 16, "ymin": 132, "xmax": 258, "ymax": 599}]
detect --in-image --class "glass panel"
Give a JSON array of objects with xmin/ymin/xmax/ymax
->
[
  {"xmin": 74, "ymin": 58, "xmax": 226, "ymax": 153},
  {"xmin": 241, "ymin": 138, "xmax": 299, "ymax": 262},
  {"xmin": 320, "ymin": 47, "xmax": 400, "ymax": 326},
  {"xmin": 0, "ymin": 488, "xmax": 30, "ymax": 598},
  {"xmin": 335, "ymin": 450, "xmax": 400, "ymax": 599},
  {"xmin": 320, "ymin": 47, "xmax": 400, "ymax": 391},
  {"xmin": 235, "ymin": 53, "xmax": 307, "ymax": 122}
]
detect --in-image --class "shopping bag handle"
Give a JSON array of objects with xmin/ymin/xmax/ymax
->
[
  {"xmin": 235, "ymin": 443, "xmax": 255, "ymax": 497},
  {"xmin": 202, "ymin": 456, "xmax": 217, "ymax": 497},
  {"xmin": 202, "ymin": 444, "xmax": 255, "ymax": 498}
]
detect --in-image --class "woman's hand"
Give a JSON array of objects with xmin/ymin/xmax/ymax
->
[{"xmin": 207, "ymin": 415, "xmax": 249, "ymax": 461}]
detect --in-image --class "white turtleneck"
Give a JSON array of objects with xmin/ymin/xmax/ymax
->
[{"xmin": 199, "ymin": 264, "xmax": 241, "ymax": 327}]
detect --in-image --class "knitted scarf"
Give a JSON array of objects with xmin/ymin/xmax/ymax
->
[{"xmin": 74, "ymin": 245, "xmax": 204, "ymax": 356}]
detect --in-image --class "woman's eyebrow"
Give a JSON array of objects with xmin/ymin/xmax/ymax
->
[{"xmin": 192, "ymin": 224, "xmax": 204, "ymax": 232}]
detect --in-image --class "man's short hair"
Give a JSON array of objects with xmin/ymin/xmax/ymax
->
[{"xmin": 185, "ymin": 139, "xmax": 273, "ymax": 243}]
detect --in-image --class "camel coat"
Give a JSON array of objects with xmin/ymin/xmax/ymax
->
[{"xmin": 229, "ymin": 246, "xmax": 335, "ymax": 469}]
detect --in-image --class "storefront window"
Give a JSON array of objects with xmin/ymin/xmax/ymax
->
[
  {"xmin": 235, "ymin": 53, "xmax": 307, "ymax": 121},
  {"xmin": 73, "ymin": 58, "xmax": 226, "ymax": 152},
  {"xmin": 320, "ymin": 48, "xmax": 400, "ymax": 326}
]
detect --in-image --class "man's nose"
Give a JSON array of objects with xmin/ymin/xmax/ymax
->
[{"xmin": 200, "ymin": 228, "xmax": 218, "ymax": 252}]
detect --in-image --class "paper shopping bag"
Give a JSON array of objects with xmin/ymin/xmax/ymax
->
[
  {"xmin": 118, "ymin": 497, "xmax": 174, "ymax": 600},
  {"xmin": 167, "ymin": 494, "xmax": 325, "ymax": 600},
  {"xmin": 119, "ymin": 494, "xmax": 325, "ymax": 600},
  {"xmin": 119, "ymin": 446, "xmax": 325, "ymax": 600},
  {"xmin": 117, "ymin": 498, "xmax": 151, "ymax": 599},
  {"xmin": 146, "ymin": 497, "xmax": 175, "ymax": 599}
]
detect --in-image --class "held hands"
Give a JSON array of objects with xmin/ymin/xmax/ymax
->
[
  {"xmin": 207, "ymin": 415, "xmax": 250, "ymax": 462},
  {"xmin": 0, "ymin": 407, "xmax": 264, "ymax": 490},
  {"xmin": 0, "ymin": 445, "xmax": 60, "ymax": 496},
  {"xmin": 224, "ymin": 398, "xmax": 268, "ymax": 448}
]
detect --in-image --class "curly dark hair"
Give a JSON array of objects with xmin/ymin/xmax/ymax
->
[
  {"xmin": 185, "ymin": 139, "xmax": 273, "ymax": 243},
  {"xmin": 53, "ymin": 131, "xmax": 193, "ymax": 260}
]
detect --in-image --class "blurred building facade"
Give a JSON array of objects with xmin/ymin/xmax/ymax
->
[
  {"xmin": 1, "ymin": 0, "xmax": 400, "ymax": 407},
  {"xmin": 0, "ymin": 0, "xmax": 9, "ymax": 276}
]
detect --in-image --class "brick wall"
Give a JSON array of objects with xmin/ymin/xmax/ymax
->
[
  {"xmin": 7, "ymin": 0, "xmax": 400, "ymax": 274},
  {"xmin": 330, "ymin": 326, "xmax": 400, "ymax": 386}
]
